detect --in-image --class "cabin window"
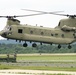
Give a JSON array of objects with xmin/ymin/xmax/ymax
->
[
  {"xmin": 55, "ymin": 33, "xmax": 58, "ymax": 36},
  {"xmin": 51, "ymin": 34, "xmax": 54, "ymax": 36},
  {"xmin": 61, "ymin": 34, "xmax": 64, "ymax": 38},
  {"xmin": 18, "ymin": 29, "xmax": 23, "ymax": 33},
  {"xmin": 30, "ymin": 30, "xmax": 33, "ymax": 34},
  {"xmin": 41, "ymin": 32, "xmax": 44, "ymax": 35},
  {"xmin": 55, "ymin": 33, "xmax": 58, "ymax": 37}
]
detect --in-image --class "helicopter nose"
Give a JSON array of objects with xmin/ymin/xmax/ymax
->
[
  {"xmin": 0, "ymin": 32, "xmax": 2, "ymax": 35},
  {"xmin": 0, "ymin": 31, "xmax": 4, "ymax": 36},
  {"xmin": 1, "ymin": 31, "xmax": 7, "ymax": 37}
]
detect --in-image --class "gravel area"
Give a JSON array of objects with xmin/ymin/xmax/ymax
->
[
  {"xmin": 1, "ymin": 62, "xmax": 76, "ymax": 68},
  {"xmin": 0, "ymin": 70, "xmax": 76, "ymax": 75}
]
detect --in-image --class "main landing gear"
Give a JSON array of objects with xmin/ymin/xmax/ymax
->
[
  {"xmin": 23, "ymin": 42, "xmax": 37, "ymax": 47},
  {"xmin": 22, "ymin": 42, "xmax": 72, "ymax": 49},
  {"xmin": 23, "ymin": 43, "xmax": 28, "ymax": 47},
  {"xmin": 32, "ymin": 43, "xmax": 37, "ymax": 47},
  {"xmin": 68, "ymin": 44, "xmax": 72, "ymax": 49},
  {"xmin": 57, "ymin": 44, "xmax": 72, "ymax": 49},
  {"xmin": 58, "ymin": 44, "xmax": 61, "ymax": 49}
]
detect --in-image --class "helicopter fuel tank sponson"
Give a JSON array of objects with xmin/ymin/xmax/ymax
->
[{"xmin": 23, "ymin": 33, "xmax": 74, "ymax": 44}]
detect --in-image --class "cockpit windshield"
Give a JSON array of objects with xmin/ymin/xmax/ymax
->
[
  {"xmin": 4, "ymin": 26, "xmax": 12, "ymax": 31},
  {"xmin": 58, "ymin": 22, "xmax": 61, "ymax": 26}
]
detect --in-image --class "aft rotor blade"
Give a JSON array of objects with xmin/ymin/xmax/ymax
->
[
  {"xmin": 22, "ymin": 9, "xmax": 47, "ymax": 13},
  {"xmin": 22, "ymin": 9, "xmax": 76, "ymax": 17},
  {"xmin": 49, "ymin": 13, "xmax": 76, "ymax": 17}
]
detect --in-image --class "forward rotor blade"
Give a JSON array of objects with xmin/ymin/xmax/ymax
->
[
  {"xmin": 0, "ymin": 16, "xmax": 7, "ymax": 18},
  {"xmin": 22, "ymin": 9, "xmax": 63, "ymax": 14},
  {"xmin": 0, "ymin": 13, "xmax": 46, "ymax": 18},
  {"xmin": 15, "ymin": 13, "xmax": 52, "ymax": 17},
  {"xmin": 0, "ymin": 13, "xmax": 68, "ymax": 19},
  {"xmin": 0, "ymin": 9, "xmax": 75, "ymax": 18},
  {"xmin": 0, "ymin": 16, "xmax": 16, "ymax": 18}
]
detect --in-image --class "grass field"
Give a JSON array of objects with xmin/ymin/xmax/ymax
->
[
  {"xmin": 17, "ymin": 53, "xmax": 76, "ymax": 62},
  {"xmin": 0, "ymin": 53, "xmax": 76, "ymax": 71}
]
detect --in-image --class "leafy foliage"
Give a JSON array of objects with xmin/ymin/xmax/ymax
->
[{"xmin": 0, "ymin": 42, "xmax": 76, "ymax": 54}]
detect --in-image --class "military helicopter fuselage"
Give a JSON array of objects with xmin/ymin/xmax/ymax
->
[
  {"xmin": 0, "ymin": 9, "xmax": 76, "ymax": 49},
  {"xmin": 1, "ymin": 17, "xmax": 76, "ymax": 49}
]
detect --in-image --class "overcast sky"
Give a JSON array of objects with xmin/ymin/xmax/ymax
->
[{"xmin": 0, "ymin": 0, "xmax": 76, "ymax": 39}]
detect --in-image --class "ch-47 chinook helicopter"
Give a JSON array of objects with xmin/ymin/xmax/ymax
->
[{"xmin": 0, "ymin": 9, "xmax": 76, "ymax": 49}]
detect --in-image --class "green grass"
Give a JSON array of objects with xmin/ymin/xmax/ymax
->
[
  {"xmin": 0, "ymin": 64, "xmax": 76, "ymax": 71},
  {"xmin": 0, "ymin": 54, "xmax": 76, "ymax": 71},
  {"xmin": 1, "ymin": 54, "xmax": 76, "ymax": 62},
  {"xmin": 17, "ymin": 54, "xmax": 76, "ymax": 62}
]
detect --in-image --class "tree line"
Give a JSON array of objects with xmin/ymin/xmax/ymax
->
[{"xmin": 0, "ymin": 43, "xmax": 76, "ymax": 54}]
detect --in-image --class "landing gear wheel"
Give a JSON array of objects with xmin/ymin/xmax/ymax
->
[
  {"xmin": 32, "ymin": 43, "xmax": 37, "ymax": 47},
  {"xmin": 68, "ymin": 45, "xmax": 72, "ymax": 49},
  {"xmin": 58, "ymin": 44, "xmax": 61, "ymax": 49},
  {"xmin": 23, "ymin": 43, "xmax": 28, "ymax": 47}
]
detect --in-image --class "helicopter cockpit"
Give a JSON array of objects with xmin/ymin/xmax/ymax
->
[{"xmin": 4, "ymin": 25, "xmax": 12, "ymax": 31}]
